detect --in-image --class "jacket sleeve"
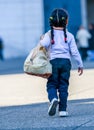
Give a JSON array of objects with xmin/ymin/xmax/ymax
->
[{"xmin": 69, "ymin": 35, "xmax": 83, "ymax": 68}]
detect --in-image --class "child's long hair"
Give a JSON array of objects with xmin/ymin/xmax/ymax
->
[{"xmin": 49, "ymin": 8, "xmax": 68, "ymax": 44}]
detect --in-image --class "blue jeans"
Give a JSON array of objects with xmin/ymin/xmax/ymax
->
[{"xmin": 47, "ymin": 58, "xmax": 71, "ymax": 111}]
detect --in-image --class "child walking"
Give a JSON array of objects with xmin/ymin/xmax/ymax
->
[{"xmin": 40, "ymin": 8, "xmax": 83, "ymax": 117}]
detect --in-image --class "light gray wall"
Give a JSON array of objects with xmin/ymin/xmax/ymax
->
[{"xmin": 0, "ymin": 0, "xmax": 44, "ymax": 59}]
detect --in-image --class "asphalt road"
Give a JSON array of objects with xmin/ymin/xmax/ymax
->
[
  {"xmin": 0, "ymin": 57, "xmax": 25, "ymax": 75},
  {"xmin": 0, "ymin": 99, "xmax": 94, "ymax": 130},
  {"xmin": 0, "ymin": 57, "xmax": 94, "ymax": 75}
]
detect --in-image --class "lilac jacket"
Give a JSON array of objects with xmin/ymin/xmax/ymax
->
[{"xmin": 40, "ymin": 29, "xmax": 83, "ymax": 68}]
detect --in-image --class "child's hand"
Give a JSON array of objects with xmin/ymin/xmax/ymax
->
[{"xmin": 78, "ymin": 67, "xmax": 83, "ymax": 76}]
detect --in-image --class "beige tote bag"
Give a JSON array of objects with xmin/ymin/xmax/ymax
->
[{"xmin": 24, "ymin": 44, "xmax": 52, "ymax": 78}]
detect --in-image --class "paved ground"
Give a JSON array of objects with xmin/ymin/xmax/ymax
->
[
  {"xmin": 0, "ymin": 98, "xmax": 94, "ymax": 130},
  {"xmin": 0, "ymin": 57, "xmax": 94, "ymax": 75},
  {"xmin": 0, "ymin": 57, "xmax": 25, "ymax": 75},
  {"xmin": 0, "ymin": 58, "xmax": 94, "ymax": 130}
]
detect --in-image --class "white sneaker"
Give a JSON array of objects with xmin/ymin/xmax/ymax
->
[
  {"xmin": 59, "ymin": 111, "xmax": 68, "ymax": 117},
  {"xmin": 48, "ymin": 98, "xmax": 58, "ymax": 116}
]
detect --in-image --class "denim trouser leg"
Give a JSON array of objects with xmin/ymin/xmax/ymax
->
[
  {"xmin": 47, "ymin": 58, "xmax": 71, "ymax": 110},
  {"xmin": 58, "ymin": 70, "xmax": 70, "ymax": 111},
  {"xmin": 47, "ymin": 64, "xmax": 59, "ymax": 102}
]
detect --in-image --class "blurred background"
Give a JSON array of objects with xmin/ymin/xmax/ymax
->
[{"xmin": 0, "ymin": 0, "xmax": 94, "ymax": 74}]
